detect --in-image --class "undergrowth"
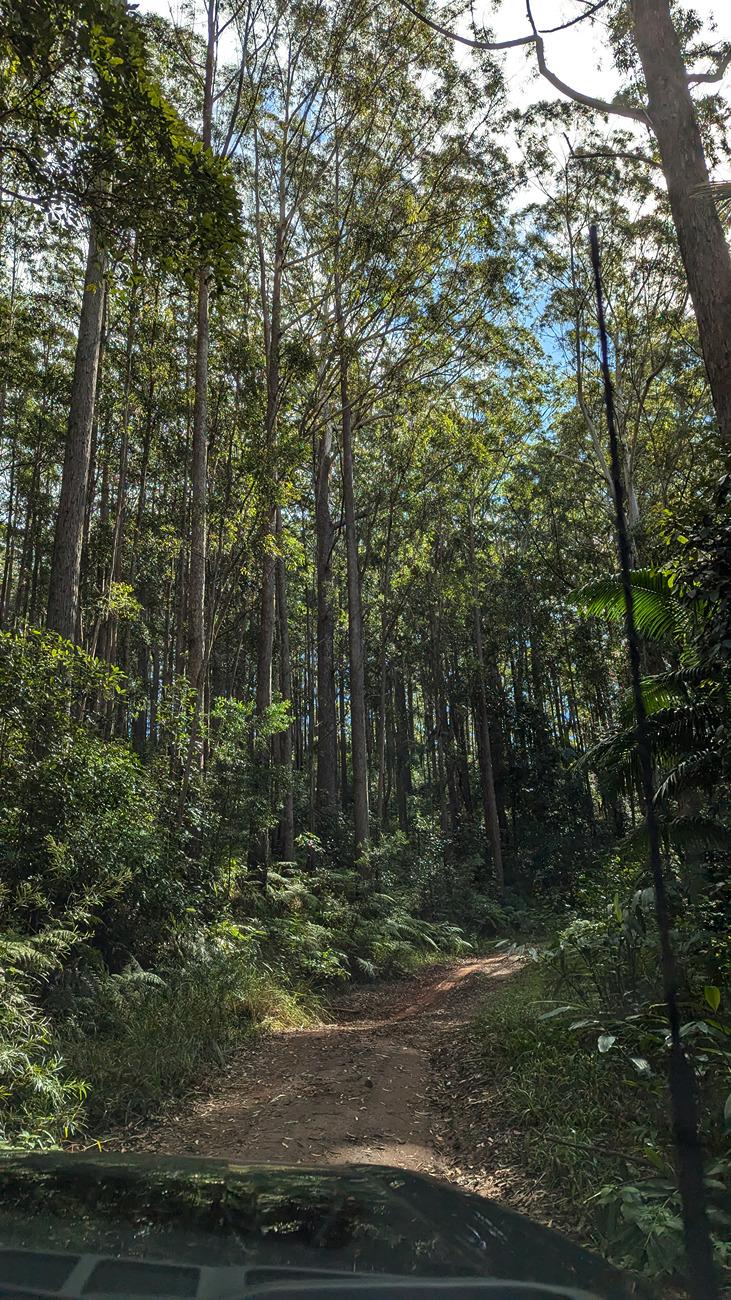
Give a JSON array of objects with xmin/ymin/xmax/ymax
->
[
  {"xmin": 0, "ymin": 867, "xmax": 471, "ymax": 1145},
  {"xmin": 474, "ymin": 916, "xmax": 730, "ymax": 1289},
  {"xmin": 0, "ymin": 631, "xmax": 474, "ymax": 1149}
]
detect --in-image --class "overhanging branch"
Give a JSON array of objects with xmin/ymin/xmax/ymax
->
[
  {"xmin": 526, "ymin": 0, "xmax": 649, "ymax": 125},
  {"xmin": 687, "ymin": 48, "xmax": 731, "ymax": 86},
  {"xmin": 393, "ymin": 0, "xmax": 536, "ymax": 50},
  {"xmin": 394, "ymin": 0, "xmax": 650, "ymax": 126}
]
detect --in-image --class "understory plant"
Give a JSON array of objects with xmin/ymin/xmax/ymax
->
[{"xmin": 488, "ymin": 869, "xmax": 730, "ymax": 1286}]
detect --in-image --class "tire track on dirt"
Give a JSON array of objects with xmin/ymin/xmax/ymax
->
[{"xmin": 130, "ymin": 953, "xmax": 517, "ymax": 1174}]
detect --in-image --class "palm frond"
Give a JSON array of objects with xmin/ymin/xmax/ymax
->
[
  {"xmin": 575, "ymin": 570, "xmax": 683, "ymax": 645},
  {"xmin": 646, "ymin": 702, "xmax": 724, "ymax": 761},
  {"xmin": 654, "ymin": 753, "xmax": 720, "ymax": 802},
  {"xmin": 623, "ymin": 814, "xmax": 730, "ymax": 853},
  {"xmin": 693, "ymin": 180, "xmax": 731, "ymax": 218}
]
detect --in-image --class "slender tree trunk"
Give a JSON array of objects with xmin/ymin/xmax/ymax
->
[
  {"xmin": 432, "ymin": 623, "xmax": 459, "ymax": 829},
  {"xmin": 187, "ymin": 2, "xmax": 216, "ymax": 692},
  {"xmin": 188, "ymin": 275, "xmax": 209, "ymax": 690},
  {"xmin": 375, "ymin": 501, "xmax": 395, "ymax": 829},
  {"xmin": 394, "ymin": 668, "xmax": 411, "ymax": 832},
  {"xmin": 336, "ymin": 282, "xmax": 369, "ymax": 854},
  {"xmin": 275, "ymin": 508, "xmax": 294, "ymax": 861},
  {"xmin": 250, "ymin": 112, "xmax": 288, "ymax": 874},
  {"xmin": 47, "ymin": 223, "xmax": 107, "ymax": 640},
  {"xmin": 631, "ymin": 0, "xmax": 731, "ymax": 444},
  {"xmin": 468, "ymin": 525, "xmax": 504, "ymax": 892},
  {"xmin": 314, "ymin": 415, "xmax": 338, "ymax": 820},
  {"xmin": 375, "ymin": 653, "xmax": 388, "ymax": 827},
  {"xmin": 338, "ymin": 619, "xmax": 348, "ymax": 809},
  {"xmin": 473, "ymin": 605, "xmax": 505, "ymax": 893},
  {"xmin": 0, "ymin": 440, "xmax": 16, "ymax": 626}
]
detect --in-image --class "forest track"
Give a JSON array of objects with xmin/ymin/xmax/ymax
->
[{"xmin": 129, "ymin": 952, "xmax": 517, "ymax": 1176}]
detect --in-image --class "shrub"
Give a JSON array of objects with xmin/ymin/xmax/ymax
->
[
  {"xmin": 56, "ymin": 933, "xmax": 319, "ymax": 1128},
  {"xmin": 476, "ymin": 895, "xmax": 730, "ymax": 1286},
  {"xmin": 0, "ymin": 922, "xmax": 88, "ymax": 1149}
]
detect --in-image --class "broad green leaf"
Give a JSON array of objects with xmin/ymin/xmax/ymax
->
[{"xmin": 703, "ymin": 985, "xmax": 721, "ymax": 1012}]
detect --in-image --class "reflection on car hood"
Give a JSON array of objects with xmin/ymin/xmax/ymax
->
[{"xmin": 0, "ymin": 1153, "xmax": 650, "ymax": 1299}]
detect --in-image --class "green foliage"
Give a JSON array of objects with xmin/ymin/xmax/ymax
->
[
  {"xmin": 0, "ymin": 630, "xmax": 172, "ymax": 961},
  {"xmin": 480, "ymin": 853, "xmax": 730, "ymax": 1288},
  {"xmin": 0, "ymin": 921, "xmax": 88, "ymax": 1150},
  {"xmin": 578, "ymin": 569, "xmax": 686, "ymax": 645},
  {"xmin": 0, "ymin": 630, "xmax": 471, "ymax": 1147},
  {"xmin": 0, "ymin": 0, "xmax": 240, "ymax": 277},
  {"xmin": 56, "ymin": 935, "xmax": 317, "ymax": 1128},
  {"xmin": 577, "ymin": 564, "xmax": 731, "ymax": 853},
  {"xmin": 474, "ymin": 955, "xmax": 730, "ymax": 1284}
]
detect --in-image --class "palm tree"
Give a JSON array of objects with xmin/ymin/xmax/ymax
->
[{"xmin": 577, "ymin": 569, "xmax": 730, "ymax": 849}]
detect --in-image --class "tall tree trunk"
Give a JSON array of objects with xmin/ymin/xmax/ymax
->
[
  {"xmin": 468, "ymin": 523, "xmax": 504, "ymax": 892},
  {"xmin": 338, "ymin": 617, "xmax": 348, "ymax": 810},
  {"xmin": 473, "ymin": 603, "xmax": 505, "ymax": 894},
  {"xmin": 275, "ymin": 508, "xmax": 294, "ymax": 861},
  {"xmin": 0, "ymin": 439, "xmax": 15, "ymax": 626},
  {"xmin": 631, "ymin": 0, "xmax": 731, "ymax": 444},
  {"xmin": 375, "ymin": 500, "xmax": 395, "ymax": 830},
  {"xmin": 250, "ymin": 112, "xmax": 288, "ymax": 875},
  {"xmin": 432, "ymin": 622, "xmax": 459, "ymax": 829},
  {"xmin": 314, "ymin": 415, "xmax": 338, "ymax": 820},
  {"xmin": 187, "ymin": 1, "xmax": 216, "ymax": 692},
  {"xmin": 47, "ymin": 222, "xmax": 106, "ymax": 640},
  {"xmin": 393, "ymin": 667, "xmax": 411, "ymax": 832},
  {"xmin": 90, "ymin": 273, "xmax": 136, "ymax": 660},
  {"xmin": 336, "ymin": 282, "xmax": 369, "ymax": 854}
]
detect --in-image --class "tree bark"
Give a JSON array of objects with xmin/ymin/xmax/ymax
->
[
  {"xmin": 473, "ymin": 604, "xmax": 505, "ymax": 894},
  {"xmin": 631, "ymin": 0, "xmax": 731, "ymax": 445},
  {"xmin": 468, "ymin": 520, "xmax": 504, "ymax": 892},
  {"xmin": 186, "ymin": 0, "xmax": 216, "ymax": 692},
  {"xmin": 394, "ymin": 667, "xmax": 411, "ymax": 832},
  {"xmin": 274, "ymin": 508, "xmax": 294, "ymax": 860},
  {"xmin": 314, "ymin": 415, "xmax": 338, "ymax": 820},
  {"xmin": 47, "ymin": 223, "xmax": 106, "ymax": 641},
  {"xmin": 336, "ymin": 283, "xmax": 369, "ymax": 854}
]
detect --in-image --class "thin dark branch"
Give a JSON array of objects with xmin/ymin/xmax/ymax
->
[
  {"xmin": 393, "ymin": 0, "xmax": 649, "ymax": 124},
  {"xmin": 569, "ymin": 147, "xmax": 661, "ymax": 169},
  {"xmin": 540, "ymin": 0, "xmax": 610, "ymax": 35}
]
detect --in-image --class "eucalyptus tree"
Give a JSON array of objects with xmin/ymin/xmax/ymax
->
[
  {"xmin": 1, "ymin": 0, "xmax": 239, "ymax": 643},
  {"xmin": 291, "ymin": 0, "xmax": 515, "ymax": 853},
  {"xmin": 401, "ymin": 0, "xmax": 731, "ymax": 447}
]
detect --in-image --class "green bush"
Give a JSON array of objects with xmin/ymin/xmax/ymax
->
[
  {"xmin": 0, "ymin": 922, "xmax": 89, "ymax": 1149},
  {"xmin": 56, "ymin": 935, "xmax": 318, "ymax": 1128},
  {"xmin": 0, "ymin": 629, "xmax": 473, "ymax": 1149}
]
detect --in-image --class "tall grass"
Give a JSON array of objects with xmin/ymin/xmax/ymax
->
[{"xmin": 57, "ymin": 952, "xmax": 320, "ymax": 1130}]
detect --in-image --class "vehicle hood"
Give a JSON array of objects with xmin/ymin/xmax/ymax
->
[{"xmin": 0, "ymin": 1152, "xmax": 650, "ymax": 1299}]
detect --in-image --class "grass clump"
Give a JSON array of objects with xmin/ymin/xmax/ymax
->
[{"xmin": 54, "ymin": 941, "xmax": 320, "ymax": 1131}]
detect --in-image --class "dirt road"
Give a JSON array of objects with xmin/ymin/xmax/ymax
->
[{"xmin": 133, "ymin": 953, "xmax": 516, "ymax": 1175}]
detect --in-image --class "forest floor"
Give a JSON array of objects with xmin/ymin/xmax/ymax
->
[{"xmin": 124, "ymin": 952, "xmax": 520, "ymax": 1191}]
